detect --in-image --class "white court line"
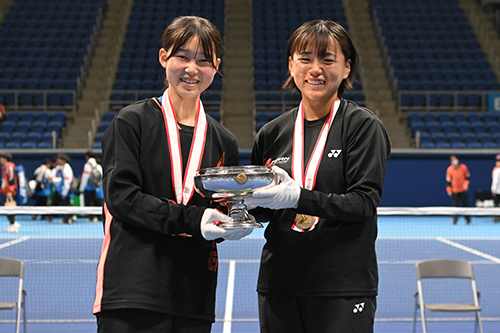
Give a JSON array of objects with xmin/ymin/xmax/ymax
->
[
  {"xmin": 437, "ymin": 237, "xmax": 500, "ymax": 264},
  {"xmin": 223, "ymin": 260, "xmax": 236, "ymax": 333},
  {"xmin": 0, "ymin": 236, "xmax": 29, "ymax": 249}
]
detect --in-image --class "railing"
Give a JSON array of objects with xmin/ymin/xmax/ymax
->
[
  {"xmin": 397, "ymin": 90, "xmax": 500, "ymax": 112},
  {"xmin": 0, "ymin": 89, "xmax": 76, "ymax": 110}
]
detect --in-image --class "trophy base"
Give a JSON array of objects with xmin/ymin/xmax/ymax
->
[{"xmin": 216, "ymin": 221, "xmax": 263, "ymax": 229}]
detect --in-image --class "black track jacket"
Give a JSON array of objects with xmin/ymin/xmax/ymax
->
[
  {"xmin": 252, "ymin": 98, "xmax": 391, "ymax": 297},
  {"xmin": 93, "ymin": 98, "xmax": 239, "ymax": 321}
]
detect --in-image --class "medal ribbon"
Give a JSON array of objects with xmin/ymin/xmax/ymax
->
[
  {"xmin": 291, "ymin": 99, "xmax": 340, "ymax": 232},
  {"xmin": 161, "ymin": 89, "xmax": 207, "ymax": 204}
]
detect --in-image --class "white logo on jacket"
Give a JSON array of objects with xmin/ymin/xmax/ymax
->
[
  {"xmin": 353, "ymin": 302, "xmax": 365, "ymax": 313},
  {"xmin": 273, "ymin": 157, "xmax": 290, "ymax": 165},
  {"xmin": 328, "ymin": 150, "xmax": 342, "ymax": 158}
]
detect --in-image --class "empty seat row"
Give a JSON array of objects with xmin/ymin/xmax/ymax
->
[
  {"xmin": 2, "ymin": 110, "xmax": 67, "ymax": 123},
  {"xmin": 407, "ymin": 111, "xmax": 499, "ymax": 124},
  {"xmin": 0, "ymin": 92, "xmax": 75, "ymax": 108},
  {"xmin": 0, "ymin": 120, "xmax": 64, "ymax": 134}
]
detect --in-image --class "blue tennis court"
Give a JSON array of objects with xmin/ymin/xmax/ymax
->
[{"xmin": 0, "ymin": 214, "xmax": 499, "ymax": 332}]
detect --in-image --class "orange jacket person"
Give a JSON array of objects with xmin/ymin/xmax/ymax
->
[{"xmin": 446, "ymin": 155, "xmax": 471, "ymax": 225}]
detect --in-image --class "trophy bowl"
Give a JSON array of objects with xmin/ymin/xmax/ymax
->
[{"xmin": 194, "ymin": 165, "xmax": 277, "ymax": 228}]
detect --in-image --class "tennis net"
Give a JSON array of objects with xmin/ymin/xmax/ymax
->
[{"xmin": 0, "ymin": 206, "xmax": 499, "ymax": 324}]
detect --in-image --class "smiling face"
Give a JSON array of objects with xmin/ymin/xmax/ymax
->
[
  {"xmin": 288, "ymin": 37, "xmax": 351, "ymax": 107},
  {"xmin": 159, "ymin": 36, "xmax": 220, "ymax": 101}
]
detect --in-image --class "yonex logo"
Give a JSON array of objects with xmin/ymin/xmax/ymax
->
[
  {"xmin": 327, "ymin": 149, "xmax": 342, "ymax": 158},
  {"xmin": 353, "ymin": 302, "xmax": 365, "ymax": 313}
]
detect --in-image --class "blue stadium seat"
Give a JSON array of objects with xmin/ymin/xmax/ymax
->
[
  {"xmin": 467, "ymin": 112, "xmax": 481, "ymax": 123},
  {"xmin": 18, "ymin": 93, "xmax": 34, "ymax": 106},
  {"xmin": 4, "ymin": 142, "xmax": 20, "ymax": 149},
  {"xmin": 482, "ymin": 113, "xmax": 497, "ymax": 123},
  {"xmin": 31, "ymin": 120, "xmax": 48, "ymax": 133},
  {"xmin": 437, "ymin": 111, "xmax": 451, "ymax": 123},
  {"xmin": 37, "ymin": 111, "xmax": 51, "ymax": 122},
  {"xmin": 37, "ymin": 141, "xmax": 53, "ymax": 149},
  {"xmin": 462, "ymin": 132, "xmax": 477, "ymax": 143},
  {"xmin": 10, "ymin": 131, "xmax": 26, "ymax": 143},
  {"xmin": 46, "ymin": 121, "xmax": 63, "ymax": 136},
  {"xmin": 471, "ymin": 121, "xmax": 486, "ymax": 133},
  {"xmin": 51, "ymin": 111, "xmax": 67, "ymax": 124},
  {"xmin": 451, "ymin": 142, "xmax": 467, "ymax": 149},
  {"xmin": 467, "ymin": 142, "xmax": 482, "ymax": 149},
  {"xmin": 15, "ymin": 121, "xmax": 32, "ymax": 133},
  {"xmin": 447, "ymin": 132, "xmax": 462, "ymax": 144},
  {"xmin": 102, "ymin": 111, "xmax": 116, "ymax": 122},
  {"xmin": 486, "ymin": 122, "xmax": 500, "ymax": 133},
  {"xmin": 98, "ymin": 121, "xmax": 112, "ymax": 133},
  {"xmin": 441, "ymin": 121, "xmax": 456, "ymax": 134},
  {"xmin": 477, "ymin": 132, "xmax": 493, "ymax": 144},
  {"xmin": 5, "ymin": 111, "xmax": 20, "ymax": 122},
  {"xmin": 422, "ymin": 111, "xmax": 436, "ymax": 123},
  {"xmin": 483, "ymin": 142, "xmax": 498, "ymax": 148},
  {"xmin": 0, "ymin": 133, "xmax": 10, "ymax": 144},
  {"xmin": 418, "ymin": 132, "xmax": 431, "ymax": 144},
  {"xmin": 426, "ymin": 121, "xmax": 441, "ymax": 134},
  {"xmin": 1, "ymin": 120, "xmax": 16, "ymax": 133},
  {"xmin": 456, "ymin": 121, "xmax": 472, "ymax": 133},
  {"xmin": 431, "ymin": 132, "xmax": 447, "ymax": 143},
  {"xmin": 21, "ymin": 142, "xmax": 37, "ymax": 149},
  {"xmin": 436, "ymin": 142, "xmax": 451, "ymax": 149},
  {"xmin": 420, "ymin": 142, "xmax": 436, "ymax": 149},
  {"xmin": 26, "ymin": 132, "xmax": 42, "ymax": 143},
  {"xmin": 452, "ymin": 112, "xmax": 466, "ymax": 122}
]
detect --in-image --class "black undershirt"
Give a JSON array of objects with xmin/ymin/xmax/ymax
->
[
  {"xmin": 304, "ymin": 115, "xmax": 328, "ymax": 165},
  {"xmin": 178, "ymin": 122, "xmax": 194, "ymax": 174}
]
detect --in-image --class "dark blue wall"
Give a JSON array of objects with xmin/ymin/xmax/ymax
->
[
  {"xmin": 8, "ymin": 149, "xmax": 499, "ymax": 207},
  {"xmin": 241, "ymin": 149, "xmax": 498, "ymax": 207},
  {"xmin": 380, "ymin": 151, "xmax": 497, "ymax": 207}
]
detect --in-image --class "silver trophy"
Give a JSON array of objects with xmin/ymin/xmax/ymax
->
[{"xmin": 194, "ymin": 165, "xmax": 277, "ymax": 228}]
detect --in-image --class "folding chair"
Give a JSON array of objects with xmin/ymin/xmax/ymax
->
[
  {"xmin": 413, "ymin": 259, "xmax": 482, "ymax": 333},
  {"xmin": 0, "ymin": 257, "xmax": 27, "ymax": 333}
]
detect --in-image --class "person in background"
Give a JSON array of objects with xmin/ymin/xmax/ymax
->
[
  {"xmin": 0, "ymin": 102, "xmax": 6, "ymax": 122},
  {"xmin": 0, "ymin": 152, "xmax": 19, "ymax": 232},
  {"xmin": 93, "ymin": 16, "xmax": 252, "ymax": 333},
  {"xmin": 491, "ymin": 154, "xmax": 500, "ymax": 222},
  {"xmin": 446, "ymin": 155, "xmax": 471, "ymax": 225},
  {"xmin": 51, "ymin": 153, "xmax": 74, "ymax": 224},
  {"xmin": 32, "ymin": 157, "xmax": 53, "ymax": 221},
  {"xmin": 77, "ymin": 150, "xmax": 103, "ymax": 223},
  {"xmin": 246, "ymin": 20, "xmax": 391, "ymax": 333}
]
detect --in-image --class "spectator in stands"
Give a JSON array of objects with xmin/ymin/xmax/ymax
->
[
  {"xmin": 246, "ymin": 20, "xmax": 391, "ymax": 333},
  {"xmin": 50, "ymin": 153, "xmax": 74, "ymax": 224},
  {"xmin": 446, "ymin": 155, "xmax": 471, "ymax": 225},
  {"xmin": 76, "ymin": 150, "xmax": 103, "ymax": 223},
  {"xmin": 0, "ymin": 103, "xmax": 6, "ymax": 122},
  {"xmin": 491, "ymin": 154, "xmax": 500, "ymax": 222},
  {"xmin": 1, "ymin": 152, "xmax": 19, "ymax": 232},
  {"xmin": 32, "ymin": 157, "xmax": 53, "ymax": 221},
  {"xmin": 93, "ymin": 16, "xmax": 252, "ymax": 333}
]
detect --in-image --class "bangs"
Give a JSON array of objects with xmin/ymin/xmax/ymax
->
[{"xmin": 288, "ymin": 24, "xmax": 332, "ymax": 59}]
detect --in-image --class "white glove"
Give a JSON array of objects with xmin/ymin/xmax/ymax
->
[
  {"xmin": 245, "ymin": 166, "xmax": 301, "ymax": 210},
  {"xmin": 200, "ymin": 209, "xmax": 253, "ymax": 241}
]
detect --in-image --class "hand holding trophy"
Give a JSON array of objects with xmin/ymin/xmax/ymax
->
[{"xmin": 194, "ymin": 166, "xmax": 277, "ymax": 228}]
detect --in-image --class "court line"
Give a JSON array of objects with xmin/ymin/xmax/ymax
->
[
  {"xmin": 223, "ymin": 260, "xmax": 236, "ymax": 333},
  {"xmin": 437, "ymin": 237, "xmax": 500, "ymax": 264},
  {"xmin": 0, "ymin": 236, "xmax": 29, "ymax": 249}
]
